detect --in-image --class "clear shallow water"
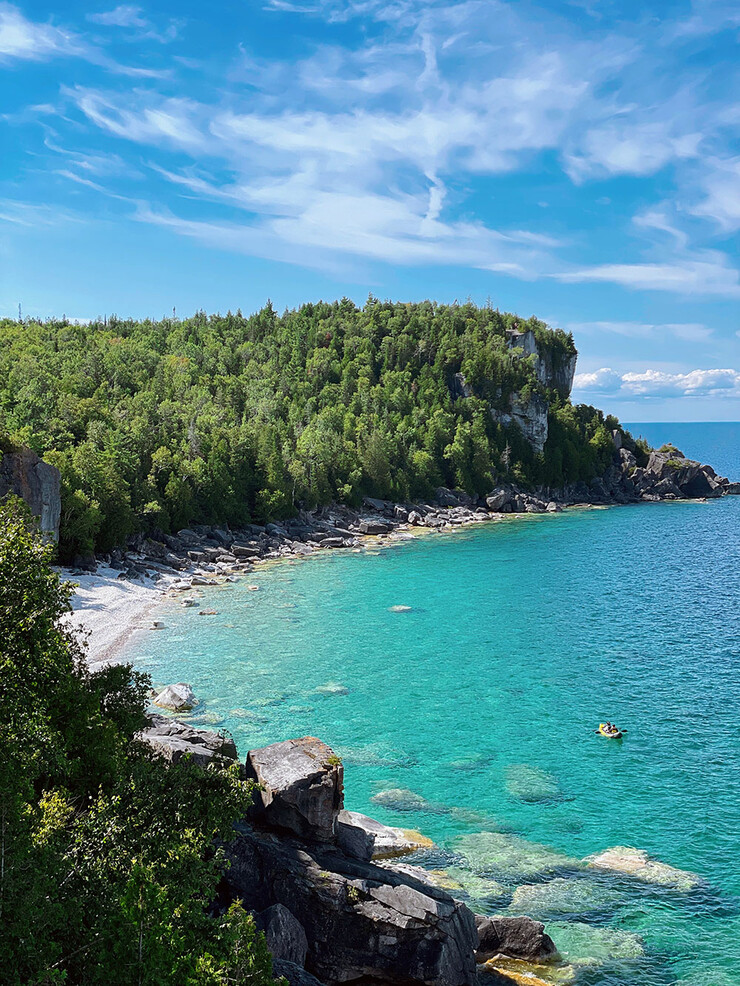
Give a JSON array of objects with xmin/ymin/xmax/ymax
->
[{"xmin": 124, "ymin": 427, "xmax": 740, "ymax": 986}]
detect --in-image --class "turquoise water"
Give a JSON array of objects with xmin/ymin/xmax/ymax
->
[{"xmin": 123, "ymin": 425, "xmax": 740, "ymax": 985}]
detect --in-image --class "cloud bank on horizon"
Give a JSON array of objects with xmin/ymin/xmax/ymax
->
[{"xmin": 0, "ymin": 0, "xmax": 738, "ymax": 419}]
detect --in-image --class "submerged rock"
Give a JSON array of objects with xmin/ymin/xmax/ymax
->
[
  {"xmin": 153, "ymin": 682, "xmax": 197, "ymax": 711},
  {"xmin": 246, "ymin": 736, "xmax": 344, "ymax": 842},
  {"xmin": 456, "ymin": 832, "xmax": 580, "ymax": 883},
  {"xmin": 585, "ymin": 846, "xmax": 700, "ymax": 890},
  {"xmin": 546, "ymin": 922, "xmax": 644, "ymax": 966},
  {"xmin": 314, "ymin": 681, "xmax": 350, "ymax": 696},
  {"xmin": 505, "ymin": 765, "xmax": 564, "ymax": 804},
  {"xmin": 509, "ymin": 878, "xmax": 623, "ymax": 920},
  {"xmin": 371, "ymin": 787, "xmax": 447, "ymax": 815},
  {"xmin": 389, "ymin": 604, "xmax": 413, "ymax": 612}
]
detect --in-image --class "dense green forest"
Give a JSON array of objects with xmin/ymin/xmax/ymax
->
[
  {"xmin": 0, "ymin": 499, "xmax": 277, "ymax": 985},
  {"xmin": 0, "ymin": 300, "xmax": 624, "ymax": 560}
]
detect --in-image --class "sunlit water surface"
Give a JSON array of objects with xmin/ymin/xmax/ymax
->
[{"xmin": 123, "ymin": 424, "xmax": 740, "ymax": 985}]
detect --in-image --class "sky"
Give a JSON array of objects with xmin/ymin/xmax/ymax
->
[{"xmin": 0, "ymin": 0, "xmax": 738, "ymax": 421}]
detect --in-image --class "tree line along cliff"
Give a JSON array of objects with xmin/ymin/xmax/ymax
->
[{"xmin": 0, "ymin": 299, "xmax": 639, "ymax": 561}]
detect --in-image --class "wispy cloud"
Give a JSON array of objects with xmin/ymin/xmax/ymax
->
[
  {"xmin": 88, "ymin": 6, "xmax": 148, "ymax": 29},
  {"xmin": 0, "ymin": 3, "xmax": 82, "ymax": 61},
  {"xmin": 557, "ymin": 255, "xmax": 740, "ymax": 298}
]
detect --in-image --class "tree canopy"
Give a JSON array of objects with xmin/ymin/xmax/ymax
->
[
  {"xmin": 0, "ymin": 499, "xmax": 276, "ymax": 985},
  {"xmin": 0, "ymin": 300, "xmax": 623, "ymax": 561}
]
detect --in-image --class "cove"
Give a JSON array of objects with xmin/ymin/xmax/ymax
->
[{"xmin": 123, "ymin": 496, "xmax": 740, "ymax": 986}]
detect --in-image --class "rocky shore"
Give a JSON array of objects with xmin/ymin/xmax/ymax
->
[
  {"xmin": 79, "ymin": 437, "xmax": 738, "ymax": 594},
  {"xmin": 137, "ymin": 722, "xmax": 702, "ymax": 986},
  {"xmin": 138, "ymin": 725, "xmax": 563, "ymax": 986}
]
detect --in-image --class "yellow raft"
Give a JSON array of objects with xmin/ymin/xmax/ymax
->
[{"xmin": 598, "ymin": 723, "xmax": 623, "ymax": 738}]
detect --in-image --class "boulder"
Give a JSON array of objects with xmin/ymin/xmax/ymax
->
[
  {"xmin": 362, "ymin": 496, "xmax": 390, "ymax": 513},
  {"xmin": 258, "ymin": 903, "xmax": 309, "ymax": 966},
  {"xmin": 225, "ymin": 825, "xmax": 478, "ymax": 986},
  {"xmin": 408, "ymin": 510, "xmax": 423, "ymax": 525},
  {"xmin": 358, "ymin": 518, "xmax": 393, "ymax": 535},
  {"xmin": 153, "ymin": 682, "xmax": 197, "ymax": 711},
  {"xmin": 585, "ymin": 846, "xmax": 699, "ymax": 890},
  {"xmin": 245, "ymin": 737, "xmax": 344, "ymax": 842},
  {"xmin": 474, "ymin": 915, "xmax": 558, "ymax": 963},
  {"xmin": 232, "ymin": 544, "xmax": 262, "ymax": 558},
  {"xmin": 486, "ymin": 489, "xmax": 511, "ymax": 512},
  {"xmin": 139, "ymin": 714, "xmax": 236, "ymax": 767},
  {"xmin": 336, "ymin": 810, "xmax": 434, "ymax": 862}
]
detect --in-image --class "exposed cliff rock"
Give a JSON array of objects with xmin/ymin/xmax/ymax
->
[
  {"xmin": 245, "ymin": 736, "xmax": 344, "ymax": 842},
  {"xmin": 226, "ymin": 826, "xmax": 478, "ymax": 986},
  {"xmin": 505, "ymin": 329, "xmax": 577, "ymax": 398},
  {"xmin": 0, "ymin": 449, "xmax": 61, "ymax": 539},
  {"xmin": 490, "ymin": 393, "xmax": 550, "ymax": 455}
]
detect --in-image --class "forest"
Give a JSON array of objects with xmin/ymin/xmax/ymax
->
[{"xmin": 0, "ymin": 299, "xmax": 628, "ymax": 561}]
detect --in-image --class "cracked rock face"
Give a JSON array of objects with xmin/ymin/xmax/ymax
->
[
  {"xmin": 0, "ymin": 449, "xmax": 61, "ymax": 539},
  {"xmin": 139, "ymin": 713, "xmax": 236, "ymax": 767},
  {"xmin": 225, "ymin": 826, "xmax": 478, "ymax": 986},
  {"xmin": 246, "ymin": 736, "xmax": 344, "ymax": 842}
]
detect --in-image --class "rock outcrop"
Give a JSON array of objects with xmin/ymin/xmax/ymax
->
[
  {"xmin": 474, "ymin": 915, "xmax": 558, "ymax": 963},
  {"xmin": 490, "ymin": 393, "xmax": 550, "ymax": 455},
  {"xmin": 139, "ymin": 713, "xmax": 236, "ymax": 767},
  {"xmin": 225, "ymin": 825, "xmax": 478, "ymax": 986},
  {"xmin": 245, "ymin": 737, "xmax": 344, "ymax": 842},
  {"xmin": 505, "ymin": 328, "xmax": 577, "ymax": 398},
  {"xmin": 0, "ymin": 448, "xmax": 61, "ymax": 539}
]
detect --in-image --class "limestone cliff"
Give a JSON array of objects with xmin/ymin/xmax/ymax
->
[
  {"xmin": 450, "ymin": 328, "xmax": 577, "ymax": 455},
  {"xmin": 0, "ymin": 449, "xmax": 61, "ymax": 539}
]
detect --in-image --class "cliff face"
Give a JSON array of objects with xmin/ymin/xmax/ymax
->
[
  {"xmin": 452, "ymin": 329, "xmax": 577, "ymax": 455},
  {"xmin": 0, "ymin": 450, "xmax": 61, "ymax": 540}
]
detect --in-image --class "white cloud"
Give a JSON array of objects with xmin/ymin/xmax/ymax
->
[
  {"xmin": 557, "ymin": 256, "xmax": 740, "ymax": 298},
  {"xmin": 70, "ymin": 87, "xmax": 206, "ymax": 149},
  {"xmin": 691, "ymin": 157, "xmax": 740, "ymax": 231},
  {"xmin": 0, "ymin": 3, "xmax": 81, "ymax": 61},
  {"xmin": 88, "ymin": 6, "xmax": 147, "ymax": 28},
  {"xmin": 575, "ymin": 366, "xmax": 740, "ymax": 398},
  {"xmin": 565, "ymin": 121, "xmax": 702, "ymax": 182}
]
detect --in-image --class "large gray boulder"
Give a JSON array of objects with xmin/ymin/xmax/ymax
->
[
  {"xmin": 474, "ymin": 914, "xmax": 558, "ymax": 963},
  {"xmin": 0, "ymin": 449, "xmax": 61, "ymax": 540},
  {"xmin": 258, "ymin": 903, "xmax": 309, "ymax": 966},
  {"xmin": 226, "ymin": 826, "xmax": 478, "ymax": 986},
  {"xmin": 139, "ymin": 714, "xmax": 237, "ymax": 767},
  {"xmin": 153, "ymin": 682, "xmax": 197, "ymax": 711},
  {"xmin": 336, "ymin": 810, "xmax": 434, "ymax": 861},
  {"xmin": 246, "ymin": 737, "xmax": 344, "ymax": 842},
  {"xmin": 358, "ymin": 518, "xmax": 393, "ymax": 535}
]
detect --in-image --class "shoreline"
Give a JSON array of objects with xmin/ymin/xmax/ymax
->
[
  {"xmin": 60, "ymin": 564, "xmax": 175, "ymax": 668},
  {"xmin": 64, "ymin": 488, "xmax": 730, "ymax": 669}
]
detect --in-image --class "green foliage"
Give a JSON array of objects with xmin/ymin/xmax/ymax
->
[
  {"xmin": 0, "ymin": 303, "xmax": 631, "ymax": 558},
  {"xmin": 0, "ymin": 501, "xmax": 277, "ymax": 986}
]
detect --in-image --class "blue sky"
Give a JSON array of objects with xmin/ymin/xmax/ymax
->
[{"xmin": 1, "ymin": 0, "xmax": 738, "ymax": 420}]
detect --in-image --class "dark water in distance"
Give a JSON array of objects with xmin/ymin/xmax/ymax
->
[{"xmin": 125, "ymin": 422, "xmax": 740, "ymax": 985}]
